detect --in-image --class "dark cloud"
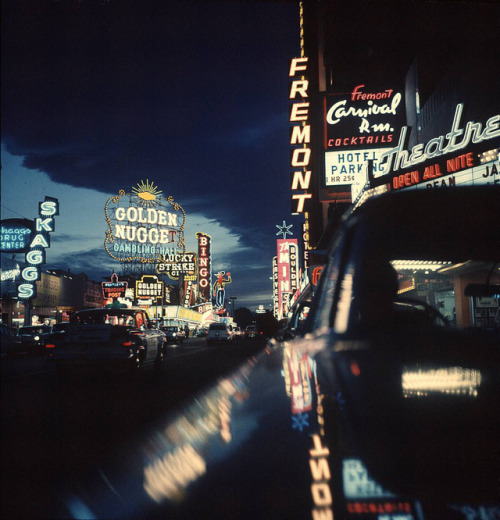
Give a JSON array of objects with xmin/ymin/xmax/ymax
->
[{"xmin": 2, "ymin": 0, "xmax": 299, "ymax": 239}]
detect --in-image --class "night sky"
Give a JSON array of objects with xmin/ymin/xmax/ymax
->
[
  {"xmin": 1, "ymin": 0, "xmax": 301, "ymax": 310},
  {"xmin": 2, "ymin": 0, "xmax": 499, "ymax": 310}
]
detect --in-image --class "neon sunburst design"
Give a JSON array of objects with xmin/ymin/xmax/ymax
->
[{"xmin": 132, "ymin": 179, "xmax": 163, "ymax": 207}]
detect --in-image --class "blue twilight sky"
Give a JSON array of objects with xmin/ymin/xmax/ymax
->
[
  {"xmin": 3, "ymin": 0, "xmax": 498, "ymax": 311},
  {"xmin": 1, "ymin": 0, "xmax": 302, "ymax": 311}
]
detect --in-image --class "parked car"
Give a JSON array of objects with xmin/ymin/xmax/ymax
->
[
  {"xmin": 206, "ymin": 322, "xmax": 232, "ymax": 345},
  {"xmin": 18, "ymin": 324, "xmax": 52, "ymax": 355},
  {"xmin": 47, "ymin": 186, "xmax": 500, "ymax": 519},
  {"xmin": 45, "ymin": 307, "xmax": 165, "ymax": 374},
  {"xmin": 244, "ymin": 324, "xmax": 260, "ymax": 339},
  {"xmin": 0, "ymin": 322, "xmax": 23, "ymax": 358},
  {"xmin": 160, "ymin": 325, "xmax": 186, "ymax": 344}
]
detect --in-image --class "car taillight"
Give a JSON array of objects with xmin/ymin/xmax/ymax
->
[
  {"xmin": 122, "ymin": 341, "xmax": 133, "ymax": 347},
  {"xmin": 45, "ymin": 343, "xmax": 55, "ymax": 349}
]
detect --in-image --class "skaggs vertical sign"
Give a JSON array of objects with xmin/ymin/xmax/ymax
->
[{"xmin": 19, "ymin": 197, "xmax": 59, "ymax": 300}]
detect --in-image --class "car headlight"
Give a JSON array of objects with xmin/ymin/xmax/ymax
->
[{"xmin": 34, "ymin": 335, "xmax": 40, "ymax": 341}]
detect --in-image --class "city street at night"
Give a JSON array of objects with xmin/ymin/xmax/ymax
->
[
  {"xmin": 1, "ymin": 1, "xmax": 499, "ymax": 519},
  {"xmin": 1, "ymin": 337, "xmax": 266, "ymax": 520}
]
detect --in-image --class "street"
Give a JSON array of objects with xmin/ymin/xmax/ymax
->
[{"xmin": 0, "ymin": 336, "xmax": 266, "ymax": 520}]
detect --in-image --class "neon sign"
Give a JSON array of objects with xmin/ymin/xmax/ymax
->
[
  {"xmin": 277, "ymin": 238, "xmax": 298, "ymax": 320},
  {"xmin": 273, "ymin": 256, "xmax": 279, "ymax": 317},
  {"xmin": 102, "ymin": 272, "xmax": 128, "ymax": 300},
  {"xmin": 324, "ymin": 84, "xmax": 405, "ymax": 151},
  {"xmin": 1, "ymin": 219, "xmax": 34, "ymax": 253},
  {"xmin": 17, "ymin": 197, "xmax": 59, "ymax": 300},
  {"xmin": 136, "ymin": 275, "xmax": 164, "ymax": 304},
  {"xmin": 104, "ymin": 180, "xmax": 186, "ymax": 264},
  {"xmin": 197, "ymin": 232, "xmax": 212, "ymax": 302},
  {"xmin": 212, "ymin": 271, "xmax": 231, "ymax": 311},
  {"xmin": 289, "ymin": 57, "xmax": 313, "ymax": 214},
  {"xmin": 156, "ymin": 252, "xmax": 197, "ymax": 281},
  {"xmin": 379, "ymin": 104, "xmax": 500, "ymax": 175}
]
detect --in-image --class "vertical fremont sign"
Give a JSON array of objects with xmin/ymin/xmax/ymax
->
[{"xmin": 289, "ymin": 57, "xmax": 313, "ymax": 214}]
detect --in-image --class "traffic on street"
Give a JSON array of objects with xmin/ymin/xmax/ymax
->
[
  {"xmin": 0, "ymin": 334, "xmax": 267, "ymax": 520},
  {"xmin": 1, "ymin": 1, "xmax": 499, "ymax": 519}
]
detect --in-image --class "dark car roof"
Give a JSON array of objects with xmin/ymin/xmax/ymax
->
[{"xmin": 348, "ymin": 185, "xmax": 500, "ymax": 260}]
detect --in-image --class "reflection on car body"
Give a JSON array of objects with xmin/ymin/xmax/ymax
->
[
  {"xmin": 49, "ymin": 187, "xmax": 500, "ymax": 519},
  {"xmin": 46, "ymin": 307, "xmax": 165, "ymax": 374},
  {"xmin": 51, "ymin": 322, "xmax": 72, "ymax": 334}
]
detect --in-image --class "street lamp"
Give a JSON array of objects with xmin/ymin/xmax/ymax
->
[{"xmin": 230, "ymin": 296, "xmax": 237, "ymax": 317}]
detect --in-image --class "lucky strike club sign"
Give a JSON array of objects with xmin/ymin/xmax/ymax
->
[
  {"xmin": 105, "ymin": 180, "xmax": 186, "ymax": 265},
  {"xmin": 324, "ymin": 84, "xmax": 405, "ymax": 151}
]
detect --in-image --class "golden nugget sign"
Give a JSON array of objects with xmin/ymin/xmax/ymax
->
[{"xmin": 104, "ymin": 180, "xmax": 186, "ymax": 264}]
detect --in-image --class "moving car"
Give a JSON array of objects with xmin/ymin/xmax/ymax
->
[
  {"xmin": 196, "ymin": 327, "xmax": 208, "ymax": 337},
  {"xmin": 160, "ymin": 325, "xmax": 186, "ymax": 344},
  {"xmin": 45, "ymin": 307, "xmax": 165, "ymax": 374},
  {"xmin": 46, "ymin": 186, "xmax": 500, "ymax": 519},
  {"xmin": 244, "ymin": 324, "xmax": 260, "ymax": 339},
  {"xmin": 18, "ymin": 324, "xmax": 51, "ymax": 355},
  {"xmin": 206, "ymin": 322, "xmax": 232, "ymax": 345}
]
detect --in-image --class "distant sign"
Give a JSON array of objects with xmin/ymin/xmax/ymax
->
[
  {"xmin": 156, "ymin": 252, "xmax": 197, "ymax": 281},
  {"xmin": 136, "ymin": 275, "xmax": 164, "ymax": 304},
  {"xmin": 1, "ymin": 219, "xmax": 35, "ymax": 253},
  {"xmin": 104, "ymin": 180, "xmax": 186, "ymax": 265},
  {"xmin": 102, "ymin": 272, "xmax": 128, "ymax": 300}
]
